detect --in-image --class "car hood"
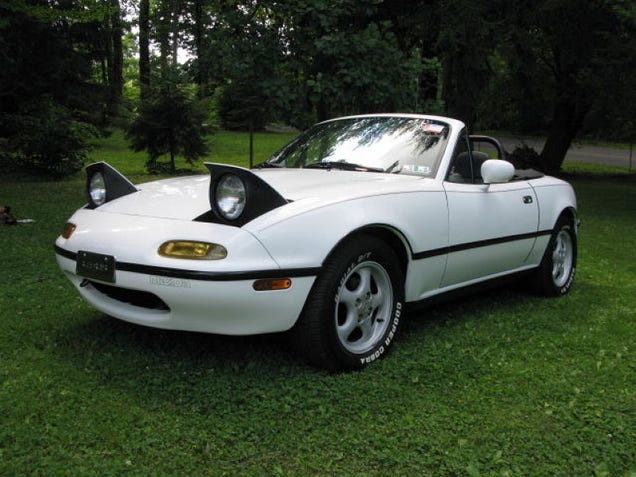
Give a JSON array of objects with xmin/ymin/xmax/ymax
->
[
  {"xmin": 256, "ymin": 168, "xmax": 425, "ymax": 200},
  {"xmin": 95, "ymin": 168, "xmax": 430, "ymax": 221}
]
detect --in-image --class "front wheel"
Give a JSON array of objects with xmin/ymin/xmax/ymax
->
[
  {"xmin": 532, "ymin": 216, "xmax": 577, "ymax": 296},
  {"xmin": 292, "ymin": 235, "xmax": 405, "ymax": 371}
]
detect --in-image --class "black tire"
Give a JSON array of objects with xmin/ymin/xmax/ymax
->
[
  {"xmin": 532, "ymin": 215, "xmax": 577, "ymax": 296},
  {"xmin": 292, "ymin": 234, "xmax": 405, "ymax": 371}
]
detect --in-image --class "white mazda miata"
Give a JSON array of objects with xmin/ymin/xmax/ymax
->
[{"xmin": 55, "ymin": 114, "xmax": 578, "ymax": 370}]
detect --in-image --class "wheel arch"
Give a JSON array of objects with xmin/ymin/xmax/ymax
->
[
  {"xmin": 558, "ymin": 206, "xmax": 579, "ymax": 232},
  {"xmin": 322, "ymin": 224, "xmax": 412, "ymax": 279},
  {"xmin": 531, "ymin": 206, "xmax": 578, "ymax": 296}
]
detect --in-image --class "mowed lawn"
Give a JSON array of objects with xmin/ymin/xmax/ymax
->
[{"xmin": 0, "ymin": 131, "xmax": 634, "ymax": 476}]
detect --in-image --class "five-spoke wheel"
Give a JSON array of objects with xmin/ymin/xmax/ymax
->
[
  {"xmin": 533, "ymin": 215, "xmax": 577, "ymax": 296},
  {"xmin": 293, "ymin": 234, "xmax": 404, "ymax": 371},
  {"xmin": 335, "ymin": 261, "xmax": 393, "ymax": 354}
]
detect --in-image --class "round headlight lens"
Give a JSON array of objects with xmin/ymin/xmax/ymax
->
[
  {"xmin": 89, "ymin": 172, "xmax": 107, "ymax": 206},
  {"xmin": 215, "ymin": 174, "xmax": 246, "ymax": 220}
]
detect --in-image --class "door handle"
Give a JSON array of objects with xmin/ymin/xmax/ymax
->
[{"xmin": 523, "ymin": 196, "xmax": 533, "ymax": 204}]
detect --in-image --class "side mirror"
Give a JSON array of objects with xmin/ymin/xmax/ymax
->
[{"xmin": 481, "ymin": 159, "xmax": 515, "ymax": 184}]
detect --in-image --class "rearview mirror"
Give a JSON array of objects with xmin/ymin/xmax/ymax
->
[{"xmin": 481, "ymin": 160, "xmax": 515, "ymax": 184}]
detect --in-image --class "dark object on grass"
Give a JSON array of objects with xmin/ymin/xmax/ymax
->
[{"xmin": 1, "ymin": 205, "xmax": 17, "ymax": 225}]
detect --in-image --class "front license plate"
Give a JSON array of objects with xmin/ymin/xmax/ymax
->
[{"xmin": 76, "ymin": 251, "xmax": 116, "ymax": 283}]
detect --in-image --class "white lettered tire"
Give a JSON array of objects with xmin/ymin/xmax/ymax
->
[
  {"xmin": 292, "ymin": 234, "xmax": 405, "ymax": 371},
  {"xmin": 532, "ymin": 215, "xmax": 577, "ymax": 296}
]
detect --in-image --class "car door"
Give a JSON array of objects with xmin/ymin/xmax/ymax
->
[{"xmin": 440, "ymin": 134, "xmax": 539, "ymax": 287}]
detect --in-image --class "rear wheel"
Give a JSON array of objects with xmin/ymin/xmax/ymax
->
[
  {"xmin": 293, "ymin": 235, "xmax": 404, "ymax": 371},
  {"xmin": 532, "ymin": 216, "xmax": 577, "ymax": 296}
]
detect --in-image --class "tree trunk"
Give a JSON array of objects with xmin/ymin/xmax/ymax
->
[
  {"xmin": 171, "ymin": 0, "xmax": 180, "ymax": 67},
  {"xmin": 194, "ymin": 0, "xmax": 205, "ymax": 97},
  {"xmin": 100, "ymin": 58, "xmax": 108, "ymax": 86},
  {"xmin": 540, "ymin": 95, "xmax": 589, "ymax": 173},
  {"xmin": 139, "ymin": 0, "xmax": 150, "ymax": 98},
  {"xmin": 109, "ymin": 0, "xmax": 123, "ymax": 112},
  {"xmin": 442, "ymin": 53, "xmax": 477, "ymax": 132},
  {"xmin": 159, "ymin": 30, "xmax": 170, "ymax": 76},
  {"xmin": 169, "ymin": 133, "xmax": 176, "ymax": 172},
  {"xmin": 316, "ymin": 96, "xmax": 329, "ymax": 123},
  {"xmin": 157, "ymin": 1, "xmax": 170, "ymax": 77}
]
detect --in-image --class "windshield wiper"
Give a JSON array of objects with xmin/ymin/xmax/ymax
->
[
  {"xmin": 305, "ymin": 161, "xmax": 384, "ymax": 173},
  {"xmin": 254, "ymin": 162, "xmax": 283, "ymax": 169},
  {"xmin": 384, "ymin": 160, "xmax": 400, "ymax": 173}
]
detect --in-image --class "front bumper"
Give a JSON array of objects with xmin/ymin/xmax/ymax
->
[{"xmin": 55, "ymin": 209, "xmax": 318, "ymax": 335}]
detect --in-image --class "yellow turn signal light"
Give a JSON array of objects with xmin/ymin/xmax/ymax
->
[
  {"xmin": 158, "ymin": 240, "xmax": 227, "ymax": 260},
  {"xmin": 62, "ymin": 222, "xmax": 76, "ymax": 239},
  {"xmin": 253, "ymin": 278, "xmax": 292, "ymax": 291}
]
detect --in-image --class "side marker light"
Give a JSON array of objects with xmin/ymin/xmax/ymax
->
[
  {"xmin": 253, "ymin": 278, "xmax": 292, "ymax": 291},
  {"xmin": 62, "ymin": 223, "xmax": 76, "ymax": 239}
]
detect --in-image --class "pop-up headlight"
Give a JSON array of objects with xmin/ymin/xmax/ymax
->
[
  {"xmin": 202, "ymin": 163, "xmax": 288, "ymax": 227},
  {"xmin": 215, "ymin": 174, "xmax": 246, "ymax": 220},
  {"xmin": 85, "ymin": 162, "xmax": 138, "ymax": 209},
  {"xmin": 89, "ymin": 172, "xmax": 107, "ymax": 206}
]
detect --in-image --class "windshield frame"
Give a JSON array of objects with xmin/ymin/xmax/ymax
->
[{"xmin": 264, "ymin": 115, "xmax": 453, "ymax": 178}]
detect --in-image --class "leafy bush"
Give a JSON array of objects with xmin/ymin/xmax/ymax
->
[
  {"xmin": 218, "ymin": 81, "xmax": 277, "ymax": 131},
  {"xmin": 507, "ymin": 143, "xmax": 545, "ymax": 171},
  {"xmin": 1, "ymin": 100, "xmax": 96, "ymax": 177}
]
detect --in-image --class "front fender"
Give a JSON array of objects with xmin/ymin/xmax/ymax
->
[{"xmin": 250, "ymin": 192, "xmax": 448, "ymax": 270}]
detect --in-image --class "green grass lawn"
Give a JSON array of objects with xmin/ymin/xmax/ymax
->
[
  {"xmin": 87, "ymin": 129, "xmax": 298, "ymax": 179},
  {"xmin": 1, "ymin": 133, "xmax": 634, "ymax": 476}
]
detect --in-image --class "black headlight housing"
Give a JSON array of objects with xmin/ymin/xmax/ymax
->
[
  {"xmin": 199, "ymin": 163, "xmax": 287, "ymax": 227},
  {"xmin": 85, "ymin": 162, "xmax": 138, "ymax": 209}
]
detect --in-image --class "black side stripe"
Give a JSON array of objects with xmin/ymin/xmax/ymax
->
[
  {"xmin": 412, "ymin": 230, "xmax": 552, "ymax": 260},
  {"xmin": 55, "ymin": 229, "xmax": 552, "ymax": 278},
  {"xmin": 55, "ymin": 245, "xmax": 77, "ymax": 261},
  {"xmin": 54, "ymin": 245, "xmax": 320, "ymax": 282}
]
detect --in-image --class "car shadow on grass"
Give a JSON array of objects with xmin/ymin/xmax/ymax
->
[
  {"xmin": 49, "ymin": 275, "xmax": 602, "ymax": 411},
  {"xmin": 60, "ymin": 312, "xmax": 301, "ymax": 368}
]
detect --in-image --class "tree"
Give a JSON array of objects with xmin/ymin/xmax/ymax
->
[
  {"xmin": 103, "ymin": 0, "xmax": 124, "ymax": 114},
  {"xmin": 503, "ymin": 0, "xmax": 635, "ymax": 171},
  {"xmin": 192, "ymin": 0, "xmax": 206, "ymax": 97},
  {"xmin": 271, "ymin": 0, "xmax": 421, "ymax": 125},
  {"xmin": 214, "ymin": 1, "xmax": 291, "ymax": 129},
  {"xmin": 435, "ymin": 0, "xmax": 508, "ymax": 131},
  {"xmin": 0, "ymin": 0, "xmax": 115, "ymax": 176},
  {"xmin": 126, "ymin": 74, "xmax": 209, "ymax": 173},
  {"xmin": 139, "ymin": 0, "xmax": 151, "ymax": 98},
  {"xmin": 152, "ymin": 0, "xmax": 185, "ymax": 77},
  {"xmin": 583, "ymin": 2, "xmax": 636, "ymax": 142},
  {"xmin": 5, "ymin": 99, "xmax": 96, "ymax": 176}
]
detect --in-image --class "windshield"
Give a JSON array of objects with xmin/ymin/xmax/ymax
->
[{"xmin": 265, "ymin": 116, "xmax": 450, "ymax": 177}]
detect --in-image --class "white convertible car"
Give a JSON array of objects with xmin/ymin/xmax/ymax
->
[{"xmin": 55, "ymin": 114, "xmax": 577, "ymax": 370}]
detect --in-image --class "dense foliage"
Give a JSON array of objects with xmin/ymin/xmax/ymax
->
[
  {"xmin": 1, "ymin": 0, "xmax": 634, "ymax": 175},
  {"xmin": 0, "ymin": 0, "xmax": 123, "ymax": 175},
  {"xmin": 4, "ymin": 100, "xmax": 97, "ymax": 176},
  {"xmin": 126, "ymin": 74, "xmax": 209, "ymax": 173}
]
